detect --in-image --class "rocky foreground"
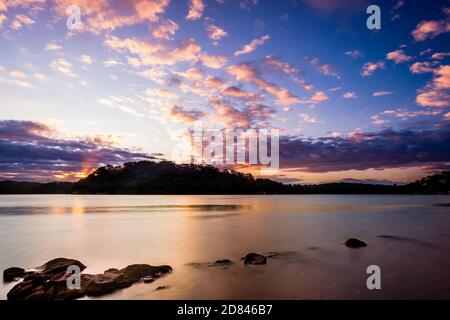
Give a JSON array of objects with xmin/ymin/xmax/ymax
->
[
  {"xmin": 3, "ymin": 238, "xmax": 367, "ymax": 300},
  {"xmin": 4, "ymin": 258, "xmax": 172, "ymax": 300}
]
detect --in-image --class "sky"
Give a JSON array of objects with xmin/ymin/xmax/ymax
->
[{"xmin": 0, "ymin": 0, "xmax": 449, "ymax": 184}]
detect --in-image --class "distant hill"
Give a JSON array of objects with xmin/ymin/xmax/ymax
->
[{"xmin": 0, "ymin": 161, "xmax": 449, "ymax": 194}]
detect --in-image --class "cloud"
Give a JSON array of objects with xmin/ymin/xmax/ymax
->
[
  {"xmin": 411, "ymin": 18, "xmax": 450, "ymax": 42},
  {"xmin": 34, "ymin": 73, "xmax": 46, "ymax": 80},
  {"xmin": 52, "ymin": 0, "xmax": 170, "ymax": 34},
  {"xmin": 152, "ymin": 19, "xmax": 179, "ymax": 40},
  {"xmin": 169, "ymin": 105, "xmax": 204, "ymax": 122},
  {"xmin": 103, "ymin": 59, "xmax": 124, "ymax": 68},
  {"xmin": 0, "ymin": 77, "xmax": 33, "ymax": 88},
  {"xmin": 146, "ymin": 88, "xmax": 178, "ymax": 99},
  {"xmin": 49, "ymin": 58, "xmax": 77, "ymax": 77},
  {"xmin": 373, "ymin": 91, "xmax": 393, "ymax": 97},
  {"xmin": 0, "ymin": 120, "xmax": 153, "ymax": 181},
  {"xmin": 386, "ymin": 49, "xmax": 413, "ymax": 64},
  {"xmin": 342, "ymin": 92, "xmax": 357, "ymax": 99},
  {"xmin": 9, "ymin": 70, "xmax": 27, "ymax": 79},
  {"xmin": 445, "ymin": 112, "xmax": 450, "ymax": 120},
  {"xmin": 409, "ymin": 61, "xmax": 435, "ymax": 74},
  {"xmin": 97, "ymin": 96, "xmax": 144, "ymax": 118},
  {"xmin": 45, "ymin": 43, "xmax": 62, "ymax": 51},
  {"xmin": 431, "ymin": 52, "xmax": 450, "ymax": 60},
  {"xmin": 209, "ymin": 98, "xmax": 273, "ymax": 127},
  {"xmin": 264, "ymin": 55, "xmax": 297, "ymax": 74},
  {"xmin": 299, "ymin": 113, "xmax": 318, "ymax": 124},
  {"xmin": 206, "ymin": 24, "xmax": 228, "ymax": 41},
  {"xmin": 344, "ymin": 50, "xmax": 363, "ymax": 58},
  {"xmin": 204, "ymin": 76, "xmax": 226, "ymax": 90},
  {"xmin": 312, "ymin": 91, "xmax": 328, "ymax": 101},
  {"xmin": 80, "ymin": 55, "xmax": 93, "ymax": 65},
  {"xmin": 416, "ymin": 65, "xmax": 450, "ymax": 107},
  {"xmin": 304, "ymin": 57, "xmax": 340, "ymax": 78},
  {"xmin": 371, "ymin": 108, "xmax": 442, "ymax": 125},
  {"xmin": 10, "ymin": 14, "xmax": 34, "ymax": 30},
  {"xmin": 360, "ymin": 61, "xmax": 385, "ymax": 76},
  {"xmin": 186, "ymin": 0, "xmax": 205, "ymax": 20},
  {"xmin": 279, "ymin": 122, "xmax": 450, "ymax": 172},
  {"xmin": 0, "ymin": 14, "xmax": 7, "ymax": 27},
  {"xmin": 234, "ymin": 35, "xmax": 270, "ymax": 57},
  {"xmin": 221, "ymin": 86, "xmax": 259, "ymax": 100},
  {"xmin": 200, "ymin": 54, "xmax": 227, "ymax": 69},
  {"xmin": 104, "ymin": 35, "xmax": 201, "ymax": 66},
  {"xmin": 227, "ymin": 62, "xmax": 301, "ymax": 106}
]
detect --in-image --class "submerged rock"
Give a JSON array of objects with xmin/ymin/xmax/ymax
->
[
  {"xmin": 3, "ymin": 267, "xmax": 26, "ymax": 282},
  {"xmin": 241, "ymin": 253, "xmax": 267, "ymax": 265},
  {"xmin": 211, "ymin": 259, "xmax": 233, "ymax": 267},
  {"xmin": 344, "ymin": 238, "xmax": 367, "ymax": 248},
  {"xmin": 155, "ymin": 285, "xmax": 169, "ymax": 291},
  {"xmin": 5, "ymin": 258, "xmax": 172, "ymax": 300}
]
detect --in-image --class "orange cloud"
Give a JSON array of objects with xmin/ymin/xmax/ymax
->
[
  {"xmin": 312, "ymin": 91, "xmax": 328, "ymax": 101},
  {"xmin": 386, "ymin": 49, "xmax": 412, "ymax": 64},
  {"xmin": 416, "ymin": 65, "xmax": 450, "ymax": 107}
]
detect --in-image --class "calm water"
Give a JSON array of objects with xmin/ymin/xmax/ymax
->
[{"xmin": 0, "ymin": 194, "xmax": 449, "ymax": 300}]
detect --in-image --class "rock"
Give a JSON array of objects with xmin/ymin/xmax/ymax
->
[
  {"xmin": 40, "ymin": 258, "xmax": 86, "ymax": 275},
  {"xmin": 6, "ymin": 258, "xmax": 172, "ymax": 300},
  {"xmin": 344, "ymin": 238, "xmax": 367, "ymax": 248},
  {"xmin": 142, "ymin": 276, "xmax": 154, "ymax": 283},
  {"xmin": 155, "ymin": 285, "xmax": 169, "ymax": 291},
  {"xmin": 86, "ymin": 264, "xmax": 172, "ymax": 297},
  {"xmin": 3, "ymin": 267, "xmax": 26, "ymax": 282},
  {"xmin": 241, "ymin": 253, "xmax": 267, "ymax": 265},
  {"xmin": 211, "ymin": 259, "xmax": 233, "ymax": 267}
]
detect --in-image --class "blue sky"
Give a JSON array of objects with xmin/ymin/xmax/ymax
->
[{"xmin": 0, "ymin": 0, "xmax": 449, "ymax": 183}]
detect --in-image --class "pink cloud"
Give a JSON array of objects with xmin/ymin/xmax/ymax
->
[
  {"xmin": 342, "ymin": 92, "xmax": 357, "ymax": 99},
  {"xmin": 386, "ymin": 49, "xmax": 413, "ymax": 64},
  {"xmin": 360, "ymin": 61, "xmax": 385, "ymax": 77},
  {"xmin": 234, "ymin": 35, "xmax": 270, "ymax": 57},
  {"xmin": 206, "ymin": 24, "xmax": 228, "ymax": 41},
  {"xmin": 169, "ymin": 105, "xmax": 204, "ymax": 122},
  {"xmin": 186, "ymin": 0, "xmax": 205, "ymax": 20},
  {"xmin": 409, "ymin": 61, "xmax": 435, "ymax": 74},
  {"xmin": 411, "ymin": 19, "xmax": 450, "ymax": 42},
  {"xmin": 152, "ymin": 19, "xmax": 179, "ymax": 40}
]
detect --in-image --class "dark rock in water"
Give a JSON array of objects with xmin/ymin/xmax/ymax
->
[
  {"xmin": 241, "ymin": 253, "xmax": 267, "ymax": 265},
  {"xmin": 211, "ymin": 259, "xmax": 233, "ymax": 267},
  {"xmin": 142, "ymin": 276, "xmax": 155, "ymax": 283},
  {"xmin": 40, "ymin": 258, "xmax": 87, "ymax": 275},
  {"xmin": 3, "ymin": 267, "xmax": 26, "ymax": 282},
  {"xmin": 344, "ymin": 238, "xmax": 367, "ymax": 248},
  {"xmin": 6, "ymin": 258, "xmax": 172, "ymax": 300},
  {"xmin": 155, "ymin": 285, "xmax": 169, "ymax": 291}
]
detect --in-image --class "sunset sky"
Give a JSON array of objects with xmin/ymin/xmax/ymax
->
[{"xmin": 0, "ymin": 0, "xmax": 449, "ymax": 184}]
